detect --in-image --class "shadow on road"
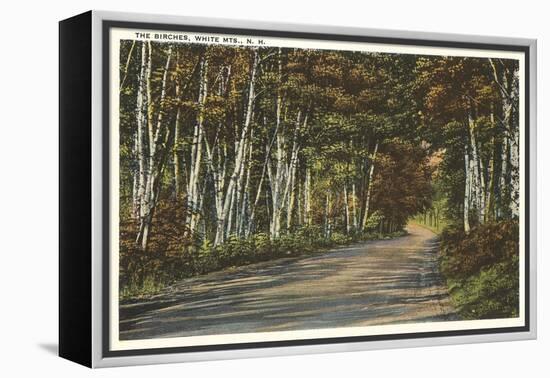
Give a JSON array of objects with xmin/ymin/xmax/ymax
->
[{"xmin": 120, "ymin": 224, "xmax": 457, "ymax": 340}]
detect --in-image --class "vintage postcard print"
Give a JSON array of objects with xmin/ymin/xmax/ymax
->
[{"xmin": 106, "ymin": 23, "xmax": 528, "ymax": 353}]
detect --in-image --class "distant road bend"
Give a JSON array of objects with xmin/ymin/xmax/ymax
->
[{"xmin": 120, "ymin": 223, "xmax": 457, "ymax": 340}]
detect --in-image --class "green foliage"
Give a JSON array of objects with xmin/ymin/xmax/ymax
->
[
  {"xmin": 447, "ymin": 260, "xmax": 519, "ymax": 319},
  {"xmin": 413, "ymin": 176, "xmax": 449, "ymax": 234},
  {"xmin": 364, "ymin": 211, "xmax": 383, "ymax": 232},
  {"xmin": 440, "ymin": 221, "xmax": 519, "ymax": 319}
]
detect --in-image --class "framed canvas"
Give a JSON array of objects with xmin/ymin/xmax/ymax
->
[{"xmin": 59, "ymin": 10, "xmax": 537, "ymax": 368}]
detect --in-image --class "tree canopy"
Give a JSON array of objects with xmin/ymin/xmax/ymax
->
[{"xmin": 118, "ymin": 40, "xmax": 520, "ymax": 257}]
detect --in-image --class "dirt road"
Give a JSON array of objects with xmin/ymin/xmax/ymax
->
[{"xmin": 120, "ymin": 223, "xmax": 457, "ymax": 340}]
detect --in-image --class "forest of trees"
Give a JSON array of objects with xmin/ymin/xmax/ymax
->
[{"xmin": 118, "ymin": 40, "xmax": 521, "ymax": 314}]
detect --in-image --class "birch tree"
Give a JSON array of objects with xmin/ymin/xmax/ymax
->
[
  {"xmin": 185, "ymin": 56, "xmax": 208, "ymax": 236},
  {"xmin": 116, "ymin": 41, "xmax": 521, "ymax": 261},
  {"xmin": 136, "ymin": 44, "xmax": 173, "ymax": 250},
  {"xmin": 215, "ymin": 49, "xmax": 260, "ymax": 245},
  {"xmin": 361, "ymin": 141, "xmax": 379, "ymax": 230}
]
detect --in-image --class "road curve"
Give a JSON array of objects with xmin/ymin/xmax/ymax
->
[{"xmin": 120, "ymin": 223, "xmax": 457, "ymax": 340}]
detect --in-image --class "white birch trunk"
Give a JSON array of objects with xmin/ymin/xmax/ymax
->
[
  {"xmin": 207, "ymin": 65, "xmax": 232, "ymax": 245},
  {"xmin": 499, "ymin": 135, "xmax": 509, "ymax": 219},
  {"xmin": 233, "ymin": 133, "xmax": 249, "ymax": 236},
  {"xmin": 146, "ymin": 42, "xmax": 154, "ymax": 157},
  {"xmin": 239, "ymin": 130, "xmax": 254, "ymax": 236},
  {"xmin": 136, "ymin": 44, "xmax": 172, "ymax": 250},
  {"xmin": 204, "ymin": 133, "xmax": 225, "ymax": 245},
  {"xmin": 132, "ymin": 134, "xmax": 140, "ymax": 218},
  {"xmin": 246, "ymin": 117, "xmax": 277, "ymax": 237},
  {"xmin": 226, "ymin": 184, "xmax": 237, "ymax": 237},
  {"xmin": 464, "ymin": 142, "xmax": 471, "ymax": 233},
  {"xmin": 351, "ymin": 183, "xmax": 357, "ymax": 230},
  {"xmin": 468, "ymin": 111, "xmax": 484, "ymax": 223},
  {"xmin": 361, "ymin": 141, "xmax": 379, "ymax": 230},
  {"xmin": 133, "ymin": 41, "xmax": 148, "ymax": 220},
  {"xmin": 217, "ymin": 50, "xmax": 259, "ymax": 243},
  {"xmin": 186, "ymin": 57, "xmax": 208, "ymax": 235},
  {"xmin": 490, "ymin": 58, "xmax": 519, "ymax": 218},
  {"xmin": 173, "ymin": 112, "xmax": 181, "ymax": 199},
  {"xmin": 344, "ymin": 185, "xmax": 350, "ymax": 234},
  {"xmin": 296, "ymin": 176, "xmax": 304, "ymax": 226},
  {"xmin": 286, "ymin": 155, "xmax": 298, "ymax": 230},
  {"xmin": 285, "ymin": 113, "xmax": 305, "ymax": 231},
  {"xmin": 304, "ymin": 167, "xmax": 311, "ymax": 226},
  {"xmin": 324, "ymin": 192, "xmax": 332, "ymax": 238},
  {"xmin": 136, "ymin": 42, "xmax": 149, "ymax": 221},
  {"xmin": 120, "ymin": 40, "xmax": 136, "ymax": 90},
  {"xmin": 269, "ymin": 49, "xmax": 286, "ymax": 239},
  {"xmin": 508, "ymin": 69, "xmax": 520, "ymax": 217},
  {"xmin": 173, "ymin": 86, "xmax": 181, "ymax": 200}
]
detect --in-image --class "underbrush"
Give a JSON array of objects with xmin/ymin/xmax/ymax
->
[
  {"xmin": 120, "ymin": 220, "xmax": 406, "ymax": 300},
  {"xmin": 439, "ymin": 220, "xmax": 519, "ymax": 319}
]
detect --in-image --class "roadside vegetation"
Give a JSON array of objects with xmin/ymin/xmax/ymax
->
[
  {"xmin": 120, "ymin": 214, "xmax": 406, "ymax": 298},
  {"xmin": 415, "ymin": 165, "xmax": 519, "ymax": 319},
  {"xmin": 415, "ymin": 210, "xmax": 519, "ymax": 320},
  {"xmin": 439, "ymin": 221, "xmax": 519, "ymax": 319}
]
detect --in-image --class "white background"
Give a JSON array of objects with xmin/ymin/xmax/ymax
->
[{"xmin": 0, "ymin": 0, "xmax": 546, "ymax": 376}]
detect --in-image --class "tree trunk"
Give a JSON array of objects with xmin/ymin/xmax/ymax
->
[
  {"xmin": 344, "ymin": 185, "xmax": 350, "ymax": 234},
  {"xmin": 226, "ymin": 184, "xmax": 236, "ymax": 238},
  {"xmin": 186, "ymin": 56, "xmax": 208, "ymax": 236},
  {"xmin": 204, "ymin": 65, "xmax": 232, "ymax": 245},
  {"xmin": 146, "ymin": 42, "xmax": 154, "ymax": 159},
  {"xmin": 485, "ymin": 107, "xmax": 497, "ymax": 222},
  {"xmin": 304, "ymin": 167, "xmax": 311, "ymax": 226},
  {"xmin": 285, "ymin": 113, "xmax": 305, "ymax": 231},
  {"xmin": 324, "ymin": 192, "xmax": 331, "ymax": 238},
  {"xmin": 136, "ymin": 44, "xmax": 173, "ymax": 250},
  {"xmin": 172, "ymin": 85, "xmax": 182, "ymax": 200},
  {"xmin": 269, "ymin": 49, "xmax": 286, "ymax": 239},
  {"xmin": 134, "ymin": 41, "xmax": 148, "ymax": 221},
  {"xmin": 489, "ymin": 58, "xmax": 519, "ymax": 218},
  {"xmin": 133, "ymin": 42, "xmax": 148, "ymax": 220},
  {"xmin": 233, "ymin": 135, "xmax": 247, "ymax": 236},
  {"xmin": 361, "ymin": 141, "xmax": 379, "ymax": 230},
  {"xmin": 132, "ymin": 132, "xmax": 140, "ymax": 218},
  {"xmin": 297, "ymin": 177, "xmax": 303, "ymax": 226},
  {"xmin": 239, "ymin": 132, "xmax": 254, "ymax": 237},
  {"xmin": 464, "ymin": 141, "xmax": 471, "ymax": 233},
  {"xmin": 204, "ymin": 130, "xmax": 226, "ymax": 246},
  {"xmin": 120, "ymin": 40, "xmax": 136, "ymax": 90},
  {"xmin": 246, "ymin": 117, "xmax": 277, "ymax": 237},
  {"xmin": 468, "ymin": 108, "xmax": 485, "ymax": 224},
  {"xmin": 351, "ymin": 183, "xmax": 357, "ymax": 230},
  {"xmin": 286, "ymin": 161, "xmax": 296, "ymax": 230},
  {"xmin": 508, "ymin": 68, "xmax": 520, "ymax": 217},
  {"xmin": 217, "ymin": 49, "xmax": 259, "ymax": 244}
]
